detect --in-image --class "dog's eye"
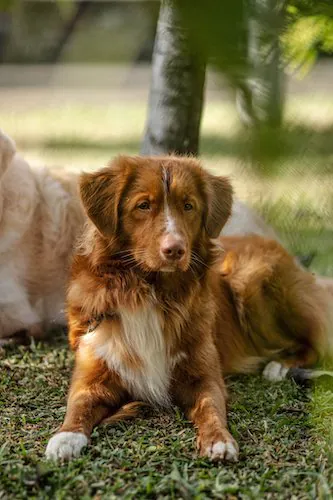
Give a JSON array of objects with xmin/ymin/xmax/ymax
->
[
  {"xmin": 137, "ymin": 201, "xmax": 150, "ymax": 210},
  {"xmin": 184, "ymin": 202, "xmax": 193, "ymax": 211}
]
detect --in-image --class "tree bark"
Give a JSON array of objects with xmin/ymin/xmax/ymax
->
[
  {"xmin": 236, "ymin": 0, "xmax": 285, "ymax": 127},
  {"xmin": 141, "ymin": 0, "xmax": 206, "ymax": 156}
]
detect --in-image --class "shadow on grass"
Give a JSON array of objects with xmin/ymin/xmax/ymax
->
[
  {"xmin": 256, "ymin": 198, "xmax": 333, "ymax": 275},
  {"xmin": 17, "ymin": 137, "xmax": 141, "ymax": 153},
  {"xmin": 16, "ymin": 122, "xmax": 333, "ymax": 175},
  {"xmin": 0, "ymin": 326, "xmax": 68, "ymax": 357},
  {"xmin": 201, "ymin": 123, "xmax": 333, "ymax": 175}
]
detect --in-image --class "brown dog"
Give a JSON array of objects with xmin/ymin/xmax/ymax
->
[{"xmin": 45, "ymin": 156, "xmax": 331, "ymax": 462}]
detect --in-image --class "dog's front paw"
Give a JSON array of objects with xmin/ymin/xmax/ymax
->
[
  {"xmin": 45, "ymin": 432, "xmax": 88, "ymax": 461},
  {"xmin": 199, "ymin": 432, "xmax": 239, "ymax": 462},
  {"xmin": 205, "ymin": 440, "xmax": 239, "ymax": 462},
  {"xmin": 263, "ymin": 361, "xmax": 289, "ymax": 382}
]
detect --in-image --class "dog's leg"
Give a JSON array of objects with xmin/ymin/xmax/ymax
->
[
  {"xmin": 45, "ymin": 394, "xmax": 109, "ymax": 461},
  {"xmin": 262, "ymin": 346, "xmax": 323, "ymax": 383},
  {"xmin": 0, "ymin": 271, "xmax": 42, "ymax": 340},
  {"xmin": 45, "ymin": 363, "xmax": 126, "ymax": 461},
  {"xmin": 262, "ymin": 361, "xmax": 289, "ymax": 382},
  {"xmin": 174, "ymin": 376, "xmax": 239, "ymax": 462}
]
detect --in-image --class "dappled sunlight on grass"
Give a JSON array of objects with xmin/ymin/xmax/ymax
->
[
  {"xmin": 0, "ymin": 93, "xmax": 332, "ymax": 497},
  {"xmin": 1, "ymin": 338, "xmax": 332, "ymax": 498}
]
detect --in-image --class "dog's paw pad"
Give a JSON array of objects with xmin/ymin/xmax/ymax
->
[
  {"xmin": 45, "ymin": 432, "xmax": 88, "ymax": 461},
  {"xmin": 206, "ymin": 440, "xmax": 239, "ymax": 462},
  {"xmin": 263, "ymin": 361, "xmax": 289, "ymax": 382}
]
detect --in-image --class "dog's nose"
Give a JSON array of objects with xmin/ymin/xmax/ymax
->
[{"xmin": 160, "ymin": 236, "xmax": 185, "ymax": 261}]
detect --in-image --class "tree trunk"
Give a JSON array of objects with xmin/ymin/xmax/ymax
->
[
  {"xmin": 141, "ymin": 0, "xmax": 206, "ymax": 156},
  {"xmin": 0, "ymin": 11, "xmax": 11, "ymax": 62},
  {"xmin": 46, "ymin": 1, "xmax": 90, "ymax": 63},
  {"xmin": 236, "ymin": 0, "xmax": 285, "ymax": 127}
]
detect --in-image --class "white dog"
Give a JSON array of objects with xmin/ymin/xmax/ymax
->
[
  {"xmin": 0, "ymin": 131, "xmax": 84, "ymax": 342},
  {"xmin": 223, "ymin": 198, "xmax": 280, "ymax": 241}
]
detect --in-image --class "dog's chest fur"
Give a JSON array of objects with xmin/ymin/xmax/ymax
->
[{"xmin": 84, "ymin": 304, "xmax": 183, "ymax": 406}]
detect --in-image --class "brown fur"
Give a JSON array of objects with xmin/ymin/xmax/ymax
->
[
  {"xmin": 218, "ymin": 236, "xmax": 330, "ymax": 373},
  {"xmin": 46, "ymin": 155, "xmax": 331, "ymax": 462}
]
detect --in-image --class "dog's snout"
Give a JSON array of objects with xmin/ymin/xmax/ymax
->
[{"xmin": 160, "ymin": 235, "xmax": 185, "ymax": 262}]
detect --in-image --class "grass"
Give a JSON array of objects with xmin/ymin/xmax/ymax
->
[
  {"xmin": 0, "ymin": 92, "xmax": 333, "ymax": 498},
  {"xmin": 1, "ymin": 336, "xmax": 332, "ymax": 499}
]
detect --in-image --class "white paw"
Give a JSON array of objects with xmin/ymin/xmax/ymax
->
[
  {"xmin": 45, "ymin": 432, "xmax": 88, "ymax": 461},
  {"xmin": 206, "ymin": 440, "xmax": 239, "ymax": 462},
  {"xmin": 263, "ymin": 361, "xmax": 289, "ymax": 382}
]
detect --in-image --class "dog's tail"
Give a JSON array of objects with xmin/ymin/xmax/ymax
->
[
  {"xmin": 0, "ymin": 129, "xmax": 16, "ymax": 178},
  {"xmin": 101, "ymin": 401, "xmax": 151, "ymax": 425}
]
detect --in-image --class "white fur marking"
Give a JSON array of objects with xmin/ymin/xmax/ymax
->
[
  {"xmin": 208, "ymin": 441, "xmax": 225, "ymax": 459},
  {"xmin": 263, "ymin": 361, "xmax": 289, "ymax": 382},
  {"xmin": 85, "ymin": 305, "xmax": 171, "ymax": 406},
  {"xmin": 206, "ymin": 440, "xmax": 239, "ymax": 462},
  {"xmin": 163, "ymin": 168, "xmax": 178, "ymax": 236},
  {"xmin": 225, "ymin": 442, "xmax": 239, "ymax": 462},
  {"xmin": 165, "ymin": 202, "xmax": 178, "ymax": 236},
  {"xmin": 45, "ymin": 432, "xmax": 88, "ymax": 461}
]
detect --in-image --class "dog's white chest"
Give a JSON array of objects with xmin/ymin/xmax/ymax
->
[{"xmin": 87, "ymin": 305, "xmax": 171, "ymax": 406}]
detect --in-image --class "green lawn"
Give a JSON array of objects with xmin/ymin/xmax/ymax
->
[{"xmin": 0, "ymin": 97, "xmax": 332, "ymax": 498}]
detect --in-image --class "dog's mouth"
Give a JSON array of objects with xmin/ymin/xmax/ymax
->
[
  {"xmin": 137, "ymin": 256, "xmax": 190, "ymax": 274},
  {"xmin": 159, "ymin": 262, "xmax": 188, "ymax": 273},
  {"xmin": 129, "ymin": 247, "xmax": 191, "ymax": 274},
  {"xmin": 160, "ymin": 265, "xmax": 176, "ymax": 273}
]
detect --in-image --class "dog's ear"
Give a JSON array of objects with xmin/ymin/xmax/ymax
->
[
  {"xmin": 205, "ymin": 174, "xmax": 233, "ymax": 238},
  {"xmin": 80, "ymin": 157, "xmax": 133, "ymax": 236}
]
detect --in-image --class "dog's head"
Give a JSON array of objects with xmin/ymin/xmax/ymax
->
[{"xmin": 80, "ymin": 156, "xmax": 232, "ymax": 273}]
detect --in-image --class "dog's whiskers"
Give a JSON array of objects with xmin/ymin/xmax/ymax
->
[{"xmin": 191, "ymin": 251, "xmax": 209, "ymax": 270}]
